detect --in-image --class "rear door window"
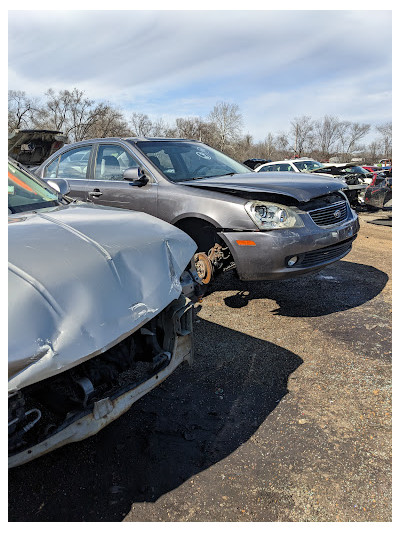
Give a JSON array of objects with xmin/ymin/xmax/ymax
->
[
  {"xmin": 45, "ymin": 146, "xmax": 92, "ymax": 179},
  {"xmin": 261, "ymin": 164, "xmax": 277, "ymax": 172},
  {"xmin": 276, "ymin": 163, "xmax": 292, "ymax": 171}
]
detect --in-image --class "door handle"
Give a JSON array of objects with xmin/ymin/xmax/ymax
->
[{"xmin": 88, "ymin": 189, "xmax": 103, "ymax": 198}]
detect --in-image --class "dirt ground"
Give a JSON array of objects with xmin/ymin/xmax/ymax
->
[{"xmin": 8, "ymin": 210, "xmax": 392, "ymax": 522}]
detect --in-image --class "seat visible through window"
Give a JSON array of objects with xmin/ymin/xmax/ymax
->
[{"xmin": 101, "ymin": 155, "xmax": 121, "ymax": 179}]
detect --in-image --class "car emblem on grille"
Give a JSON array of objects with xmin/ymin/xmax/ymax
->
[{"xmin": 333, "ymin": 209, "xmax": 341, "ymax": 218}]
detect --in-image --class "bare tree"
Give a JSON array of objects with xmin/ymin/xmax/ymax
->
[
  {"xmin": 130, "ymin": 112, "xmax": 153, "ymax": 137},
  {"xmin": 313, "ymin": 115, "xmax": 342, "ymax": 160},
  {"xmin": 289, "ymin": 116, "xmax": 314, "ymax": 157},
  {"xmin": 149, "ymin": 117, "xmax": 170, "ymax": 137},
  {"xmin": 175, "ymin": 117, "xmax": 202, "ymax": 139},
  {"xmin": 8, "ymin": 90, "xmax": 39, "ymax": 132},
  {"xmin": 376, "ymin": 122, "xmax": 392, "ymax": 158},
  {"xmin": 87, "ymin": 104, "xmax": 131, "ymax": 138},
  {"xmin": 37, "ymin": 88, "xmax": 101, "ymax": 141},
  {"xmin": 38, "ymin": 88, "xmax": 74, "ymax": 132},
  {"xmin": 197, "ymin": 120, "xmax": 218, "ymax": 146},
  {"xmin": 9, "ymin": 87, "xmax": 391, "ymax": 166},
  {"xmin": 162, "ymin": 124, "xmax": 179, "ymax": 138},
  {"xmin": 263, "ymin": 133, "xmax": 276, "ymax": 160},
  {"xmin": 336, "ymin": 121, "xmax": 371, "ymax": 159},
  {"xmin": 174, "ymin": 116, "xmax": 219, "ymax": 146},
  {"xmin": 208, "ymin": 101, "xmax": 243, "ymax": 151},
  {"xmin": 68, "ymin": 90, "xmax": 100, "ymax": 141},
  {"xmin": 275, "ymin": 132, "xmax": 290, "ymax": 157},
  {"xmin": 229, "ymin": 133, "xmax": 254, "ymax": 161},
  {"xmin": 366, "ymin": 141, "xmax": 381, "ymax": 164}
]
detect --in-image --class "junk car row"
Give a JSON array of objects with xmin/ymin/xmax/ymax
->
[{"xmin": 9, "ymin": 131, "xmax": 363, "ymax": 467}]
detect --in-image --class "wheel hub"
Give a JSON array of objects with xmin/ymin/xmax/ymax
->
[{"xmin": 194, "ymin": 252, "xmax": 213, "ymax": 284}]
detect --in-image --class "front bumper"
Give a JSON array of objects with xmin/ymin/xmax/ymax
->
[
  {"xmin": 9, "ymin": 297, "xmax": 194, "ymax": 468},
  {"xmin": 219, "ymin": 210, "xmax": 360, "ymax": 281}
]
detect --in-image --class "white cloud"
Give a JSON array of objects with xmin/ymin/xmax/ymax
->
[
  {"xmin": 242, "ymin": 72, "xmax": 392, "ymax": 142},
  {"xmin": 8, "ymin": 9, "xmax": 392, "ymax": 140}
]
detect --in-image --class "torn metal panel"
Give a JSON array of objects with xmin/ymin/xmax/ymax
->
[
  {"xmin": 8, "ymin": 203, "xmax": 197, "ymax": 392},
  {"xmin": 9, "ymin": 315, "xmax": 193, "ymax": 468}
]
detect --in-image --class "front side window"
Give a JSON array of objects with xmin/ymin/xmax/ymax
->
[
  {"xmin": 134, "ymin": 141, "xmax": 252, "ymax": 182},
  {"xmin": 343, "ymin": 166, "xmax": 368, "ymax": 175},
  {"xmin": 8, "ymin": 161, "xmax": 59, "ymax": 214},
  {"xmin": 94, "ymin": 145, "xmax": 140, "ymax": 181}
]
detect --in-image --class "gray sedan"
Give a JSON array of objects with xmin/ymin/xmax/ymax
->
[{"xmin": 36, "ymin": 138, "xmax": 360, "ymax": 284}]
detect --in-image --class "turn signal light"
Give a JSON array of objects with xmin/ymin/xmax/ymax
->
[{"xmin": 236, "ymin": 240, "xmax": 256, "ymax": 246}]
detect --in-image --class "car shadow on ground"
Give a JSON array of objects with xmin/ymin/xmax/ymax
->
[
  {"xmin": 367, "ymin": 217, "xmax": 392, "ymax": 227},
  {"xmin": 214, "ymin": 260, "xmax": 388, "ymax": 317},
  {"xmin": 8, "ymin": 318, "xmax": 303, "ymax": 522}
]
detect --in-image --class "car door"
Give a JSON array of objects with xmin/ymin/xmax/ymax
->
[
  {"xmin": 370, "ymin": 177, "xmax": 392, "ymax": 208},
  {"xmin": 42, "ymin": 144, "xmax": 94, "ymax": 201},
  {"xmin": 88, "ymin": 142, "xmax": 158, "ymax": 216}
]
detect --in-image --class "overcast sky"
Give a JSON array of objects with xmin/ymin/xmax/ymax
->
[{"xmin": 8, "ymin": 9, "xmax": 392, "ymax": 142}]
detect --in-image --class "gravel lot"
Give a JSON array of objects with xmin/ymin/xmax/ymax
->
[{"xmin": 9, "ymin": 210, "xmax": 392, "ymax": 522}]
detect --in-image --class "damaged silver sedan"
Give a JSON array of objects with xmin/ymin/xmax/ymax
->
[{"xmin": 8, "ymin": 158, "xmax": 200, "ymax": 468}]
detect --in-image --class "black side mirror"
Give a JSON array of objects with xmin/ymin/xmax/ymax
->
[{"xmin": 123, "ymin": 167, "xmax": 149, "ymax": 187}]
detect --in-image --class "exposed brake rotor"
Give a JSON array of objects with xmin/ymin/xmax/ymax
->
[{"xmin": 194, "ymin": 252, "xmax": 213, "ymax": 284}]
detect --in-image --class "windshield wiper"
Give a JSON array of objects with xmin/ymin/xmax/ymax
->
[{"xmin": 186, "ymin": 172, "xmax": 237, "ymax": 181}]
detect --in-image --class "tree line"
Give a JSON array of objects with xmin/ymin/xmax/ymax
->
[{"xmin": 8, "ymin": 88, "xmax": 392, "ymax": 164}]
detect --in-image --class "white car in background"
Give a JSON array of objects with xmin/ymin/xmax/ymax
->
[
  {"xmin": 255, "ymin": 158, "xmax": 373, "ymax": 184},
  {"xmin": 255, "ymin": 158, "xmax": 326, "ymax": 174},
  {"xmin": 255, "ymin": 158, "xmax": 370, "ymax": 206}
]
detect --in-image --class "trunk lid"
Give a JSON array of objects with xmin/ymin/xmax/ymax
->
[{"xmin": 8, "ymin": 129, "xmax": 68, "ymax": 168}]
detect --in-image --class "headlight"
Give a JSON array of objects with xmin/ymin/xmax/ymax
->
[{"xmin": 244, "ymin": 201, "xmax": 304, "ymax": 230}]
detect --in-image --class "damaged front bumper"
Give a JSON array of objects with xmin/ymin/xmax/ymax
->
[
  {"xmin": 219, "ymin": 210, "xmax": 360, "ymax": 281},
  {"xmin": 9, "ymin": 294, "xmax": 194, "ymax": 468}
]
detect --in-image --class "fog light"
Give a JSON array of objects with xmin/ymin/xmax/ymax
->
[{"xmin": 287, "ymin": 256, "xmax": 299, "ymax": 267}]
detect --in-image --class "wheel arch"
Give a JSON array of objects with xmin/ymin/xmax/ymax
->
[{"xmin": 173, "ymin": 216, "xmax": 223, "ymax": 252}]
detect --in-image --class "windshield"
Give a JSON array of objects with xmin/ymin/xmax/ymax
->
[
  {"xmin": 8, "ymin": 161, "xmax": 59, "ymax": 214},
  {"xmin": 293, "ymin": 160, "xmax": 324, "ymax": 172},
  {"xmin": 134, "ymin": 141, "xmax": 252, "ymax": 182},
  {"xmin": 343, "ymin": 166, "xmax": 369, "ymax": 174}
]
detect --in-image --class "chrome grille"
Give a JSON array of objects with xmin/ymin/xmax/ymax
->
[{"xmin": 308, "ymin": 200, "xmax": 348, "ymax": 226}]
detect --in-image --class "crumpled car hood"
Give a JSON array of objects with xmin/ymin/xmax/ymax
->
[
  {"xmin": 8, "ymin": 203, "xmax": 196, "ymax": 391},
  {"xmin": 312, "ymin": 163, "xmax": 357, "ymax": 172},
  {"xmin": 181, "ymin": 172, "xmax": 347, "ymax": 202}
]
